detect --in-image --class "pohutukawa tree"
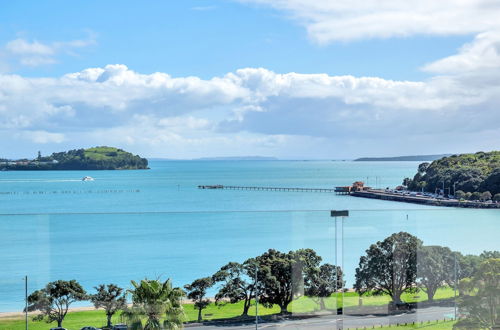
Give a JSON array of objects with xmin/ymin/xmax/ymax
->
[
  {"xmin": 417, "ymin": 245, "xmax": 454, "ymax": 302},
  {"xmin": 304, "ymin": 263, "xmax": 344, "ymax": 310},
  {"xmin": 212, "ymin": 260, "xmax": 258, "ymax": 316},
  {"xmin": 184, "ymin": 277, "xmax": 213, "ymax": 323},
  {"xmin": 354, "ymin": 232, "xmax": 422, "ymax": 304},
  {"xmin": 26, "ymin": 280, "xmax": 87, "ymax": 328},
  {"xmin": 91, "ymin": 283, "xmax": 127, "ymax": 328}
]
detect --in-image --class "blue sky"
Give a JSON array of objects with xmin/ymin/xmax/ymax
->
[{"xmin": 1, "ymin": 0, "xmax": 499, "ymax": 159}]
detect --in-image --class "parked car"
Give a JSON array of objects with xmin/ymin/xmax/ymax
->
[
  {"xmin": 112, "ymin": 325, "xmax": 128, "ymax": 330},
  {"xmin": 81, "ymin": 327, "xmax": 101, "ymax": 330},
  {"xmin": 50, "ymin": 328, "xmax": 68, "ymax": 330}
]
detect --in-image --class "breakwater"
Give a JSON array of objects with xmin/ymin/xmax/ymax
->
[
  {"xmin": 352, "ymin": 190, "xmax": 500, "ymax": 209},
  {"xmin": 198, "ymin": 185, "xmax": 336, "ymax": 193}
]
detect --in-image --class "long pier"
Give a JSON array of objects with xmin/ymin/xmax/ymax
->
[{"xmin": 198, "ymin": 185, "xmax": 337, "ymax": 193}]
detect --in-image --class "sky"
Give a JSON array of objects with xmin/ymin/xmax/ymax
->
[{"xmin": 1, "ymin": 0, "xmax": 499, "ymax": 159}]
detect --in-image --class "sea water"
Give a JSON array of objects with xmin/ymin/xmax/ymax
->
[{"xmin": 0, "ymin": 161, "xmax": 498, "ymax": 311}]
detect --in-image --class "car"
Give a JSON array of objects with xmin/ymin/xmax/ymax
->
[
  {"xmin": 112, "ymin": 325, "xmax": 128, "ymax": 330},
  {"xmin": 50, "ymin": 328, "xmax": 68, "ymax": 330},
  {"xmin": 81, "ymin": 327, "xmax": 101, "ymax": 330}
]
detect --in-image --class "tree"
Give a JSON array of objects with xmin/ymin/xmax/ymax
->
[
  {"xmin": 212, "ymin": 260, "xmax": 257, "ymax": 316},
  {"xmin": 354, "ymin": 232, "xmax": 422, "ymax": 304},
  {"xmin": 27, "ymin": 280, "xmax": 87, "ymax": 328},
  {"xmin": 402, "ymin": 177, "xmax": 413, "ymax": 187},
  {"xmin": 254, "ymin": 249, "xmax": 312, "ymax": 314},
  {"xmin": 454, "ymin": 258, "xmax": 500, "ymax": 329},
  {"xmin": 470, "ymin": 191, "xmax": 482, "ymax": 201},
  {"xmin": 418, "ymin": 162, "xmax": 430, "ymax": 174},
  {"xmin": 304, "ymin": 263, "xmax": 344, "ymax": 310},
  {"xmin": 455, "ymin": 190, "xmax": 466, "ymax": 200},
  {"xmin": 480, "ymin": 250, "xmax": 500, "ymax": 260},
  {"xmin": 184, "ymin": 277, "xmax": 213, "ymax": 322},
  {"xmin": 494, "ymin": 193, "xmax": 500, "ymax": 202},
  {"xmin": 417, "ymin": 246, "xmax": 454, "ymax": 302},
  {"xmin": 124, "ymin": 278, "xmax": 185, "ymax": 330},
  {"xmin": 91, "ymin": 284, "xmax": 127, "ymax": 328},
  {"xmin": 481, "ymin": 191, "xmax": 492, "ymax": 201},
  {"xmin": 481, "ymin": 168, "xmax": 500, "ymax": 195}
]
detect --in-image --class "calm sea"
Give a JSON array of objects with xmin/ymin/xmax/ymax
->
[{"xmin": 0, "ymin": 161, "xmax": 498, "ymax": 311}]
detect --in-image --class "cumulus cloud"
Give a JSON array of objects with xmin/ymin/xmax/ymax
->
[
  {"xmin": 1, "ymin": 35, "xmax": 500, "ymax": 158},
  {"xmin": 2, "ymin": 34, "xmax": 96, "ymax": 68},
  {"xmin": 237, "ymin": 0, "xmax": 500, "ymax": 43}
]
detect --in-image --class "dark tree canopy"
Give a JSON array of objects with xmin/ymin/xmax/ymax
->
[
  {"xmin": 417, "ymin": 246, "xmax": 455, "ymax": 302},
  {"xmin": 354, "ymin": 232, "xmax": 422, "ymax": 304},
  {"xmin": 27, "ymin": 280, "xmax": 87, "ymax": 328},
  {"xmin": 184, "ymin": 277, "xmax": 213, "ymax": 322},
  {"xmin": 304, "ymin": 263, "xmax": 344, "ymax": 310},
  {"xmin": 91, "ymin": 284, "xmax": 127, "ymax": 328}
]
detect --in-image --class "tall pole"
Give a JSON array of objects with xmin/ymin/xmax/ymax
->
[
  {"xmin": 25, "ymin": 275, "xmax": 28, "ymax": 330},
  {"xmin": 454, "ymin": 254, "xmax": 457, "ymax": 319},
  {"xmin": 255, "ymin": 264, "xmax": 258, "ymax": 330}
]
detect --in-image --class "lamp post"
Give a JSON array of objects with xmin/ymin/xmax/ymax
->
[
  {"xmin": 255, "ymin": 263, "xmax": 259, "ymax": 330},
  {"xmin": 331, "ymin": 210, "xmax": 349, "ymax": 330},
  {"xmin": 24, "ymin": 275, "xmax": 28, "ymax": 330}
]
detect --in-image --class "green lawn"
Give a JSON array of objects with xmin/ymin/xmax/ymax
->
[{"xmin": 0, "ymin": 287, "xmax": 456, "ymax": 330}]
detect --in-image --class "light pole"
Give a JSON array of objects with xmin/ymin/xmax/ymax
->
[
  {"xmin": 331, "ymin": 210, "xmax": 348, "ymax": 330},
  {"xmin": 24, "ymin": 275, "xmax": 28, "ymax": 330},
  {"xmin": 255, "ymin": 263, "xmax": 259, "ymax": 330}
]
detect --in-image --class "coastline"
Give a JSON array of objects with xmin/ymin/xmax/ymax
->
[{"xmin": 352, "ymin": 189, "xmax": 500, "ymax": 209}]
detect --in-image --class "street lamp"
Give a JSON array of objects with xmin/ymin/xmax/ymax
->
[{"xmin": 331, "ymin": 210, "xmax": 349, "ymax": 330}]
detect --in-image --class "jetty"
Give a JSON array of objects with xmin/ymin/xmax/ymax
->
[{"xmin": 198, "ymin": 185, "xmax": 337, "ymax": 193}]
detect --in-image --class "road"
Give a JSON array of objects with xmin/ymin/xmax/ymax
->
[{"xmin": 188, "ymin": 306, "xmax": 455, "ymax": 329}]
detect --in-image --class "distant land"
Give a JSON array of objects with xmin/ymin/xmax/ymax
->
[
  {"xmin": 0, "ymin": 146, "xmax": 148, "ymax": 170},
  {"xmin": 354, "ymin": 154, "xmax": 452, "ymax": 161}
]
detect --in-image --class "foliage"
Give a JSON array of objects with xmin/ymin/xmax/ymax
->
[
  {"xmin": 405, "ymin": 151, "xmax": 500, "ymax": 195},
  {"xmin": 417, "ymin": 246, "xmax": 455, "ymax": 302},
  {"xmin": 354, "ymin": 232, "xmax": 422, "ymax": 303},
  {"xmin": 454, "ymin": 258, "xmax": 500, "ymax": 329},
  {"xmin": 304, "ymin": 263, "xmax": 344, "ymax": 310},
  {"xmin": 124, "ymin": 278, "xmax": 185, "ymax": 330},
  {"xmin": 184, "ymin": 277, "xmax": 213, "ymax": 322},
  {"xmin": 1, "ymin": 146, "xmax": 148, "ymax": 170},
  {"xmin": 212, "ymin": 260, "xmax": 257, "ymax": 316},
  {"xmin": 26, "ymin": 280, "xmax": 87, "ymax": 328},
  {"xmin": 90, "ymin": 284, "xmax": 127, "ymax": 328}
]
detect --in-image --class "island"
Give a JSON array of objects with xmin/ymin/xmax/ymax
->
[{"xmin": 0, "ymin": 146, "xmax": 149, "ymax": 170}]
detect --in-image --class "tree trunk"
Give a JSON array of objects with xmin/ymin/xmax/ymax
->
[
  {"xmin": 242, "ymin": 300, "xmax": 250, "ymax": 316},
  {"xmin": 392, "ymin": 290, "xmax": 403, "ymax": 304},
  {"xmin": 427, "ymin": 288, "xmax": 436, "ymax": 303},
  {"xmin": 319, "ymin": 298, "xmax": 326, "ymax": 310},
  {"xmin": 57, "ymin": 319, "xmax": 63, "ymax": 327},
  {"xmin": 280, "ymin": 302, "xmax": 290, "ymax": 314},
  {"xmin": 107, "ymin": 313, "xmax": 113, "ymax": 327},
  {"xmin": 197, "ymin": 307, "xmax": 203, "ymax": 322}
]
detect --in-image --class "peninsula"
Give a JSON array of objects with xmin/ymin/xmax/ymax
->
[{"xmin": 0, "ymin": 146, "xmax": 149, "ymax": 170}]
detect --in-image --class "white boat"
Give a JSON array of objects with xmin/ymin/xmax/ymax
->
[{"xmin": 82, "ymin": 176, "xmax": 94, "ymax": 181}]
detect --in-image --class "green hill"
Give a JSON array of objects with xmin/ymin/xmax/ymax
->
[
  {"xmin": 1, "ymin": 146, "xmax": 148, "ymax": 170},
  {"xmin": 404, "ymin": 151, "xmax": 500, "ymax": 196}
]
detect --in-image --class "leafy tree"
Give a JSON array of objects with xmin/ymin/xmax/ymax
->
[
  {"xmin": 402, "ymin": 177, "xmax": 413, "ymax": 187},
  {"xmin": 454, "ymin": 258, "xmax": 500, "ymax": 329},
  {"xmin": 184, "ymin": 277, "xmax": 213, "ymax": 322},
  {"xmin": 457, "ymin": 253, "xmax": 482, "ymax": 281},
  {"xmin": 464, "ymin": 192, "xmax": 472, "ymax": 200},
  {"xmin": 354, "ymin": 232, "xmax": 422, "ymax": 304},
  {"xmin": 212, "ymin": 260, "xmax": 257, "ymax": 316},
  {"xmin": 481, "ymin": 168, "xmax": 500, "ymax": 195},
  {"xmin": 124, "ymin": 278, "xmax": 185, "ymax": 330},
  {"xmin": 481, "ymin": 191, "xmax": 492, "ymax": 201},
  {"xmin": 304, "ymin": 263, "xmax": 344, "ymax": 310},
  {"xmin": 91, "ymin": 284, "xmax": 127, "ymax": 328},
  {"xmin": 418, "ymin": 162, "xmax": 430, "ymax": 174},
  {"xmin": 480, "ymin": 250, "xmax": 500, "ymax": 259},
  {"xmin": 455, "ymin": 190, "xmax": 466, "ymax": 200},
  {"xmin": 26, "ymin": 280, "xmax": 87, "ymax": 328},
  {"xmin": 417, "ymin": 246, "xmax": 454, "ymax": 302},
  {"xmin": 254, "ymin": 249, "xmax": 312, "ymax": 314},
  {"xmin": 470, "ymin": 191, "xmax": 482, "ymax": 201},
  {"xmin": 494, "ymin": 193, "xmax": 500, "ymax": 202}
]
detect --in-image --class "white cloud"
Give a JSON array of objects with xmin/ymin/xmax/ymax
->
[
  {"xmin": 2, "ymin": 34, "xmax": 96, "ymax": 68},
  {"xmin": 237, "ymin": 0, "xmax": 500, "ymax": 43},
  {"xmin": 1, "ymin": 34, "xmax": 499, "ymax": 158}
]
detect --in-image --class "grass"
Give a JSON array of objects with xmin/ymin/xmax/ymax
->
[
  {"xmin": 375, "ymin": 320, "xmax": 457, "ymax": 329},
  {"xmin": 0, "ymin": 287, "xmax": 456, "ymax": 330}
]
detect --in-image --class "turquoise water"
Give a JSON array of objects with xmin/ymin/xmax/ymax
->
[{"xmin": 0, "ymin": 161, "xmax": 498, "ymax": 311}]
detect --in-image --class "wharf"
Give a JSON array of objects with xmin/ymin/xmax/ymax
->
[
  {"xmin": 198, "ymin": 185, "xmax": 336, "ymax": 193},
  {"xmin": 352, "ymin": 190, "xmax": 500, "ymax": 209}
]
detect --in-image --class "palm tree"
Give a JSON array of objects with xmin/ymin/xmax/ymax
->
[{"xmin": 123, "ymin": 278, "xmax": 185, "ymax": 330}]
